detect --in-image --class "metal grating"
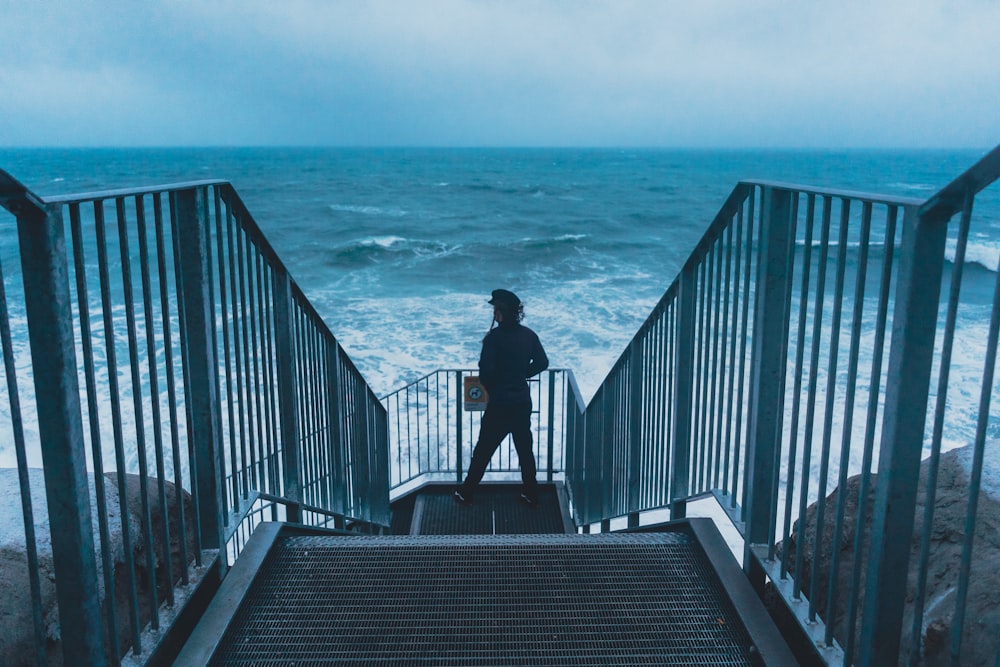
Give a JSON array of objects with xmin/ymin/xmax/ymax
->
[
  {"xmin": 210, "ymin": 533, "xmax": 759, "ymax": 666},
  {"xmin": 416, "ymin": 486, "xmax": 568, "ymax": 535}
]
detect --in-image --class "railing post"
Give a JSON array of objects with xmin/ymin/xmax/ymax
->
[
  {"xmin": 326, "ymin": 340, "xmax": 346, "ymax": 527},
  {"xmin": 859, "ymin": 204, "xmax": 946, "ymax": 665},
  {"xmin": 627, "ymin": 341, "xmax": 643, "ymax": 527},
  {"xmin": 455, "ymin": 370, "xmax": 464, "ymax": 483},
  {"xmin": 744, "ymin": 186, "xmax": 795, "ymax": 589},
  {"xmin": 671, "ymin": 265, "xmax": 697, "ymax": 519},
  {"xmin": 174, "ymin": 188, "xmax": 226, "ymax": 552},
  {"xmin": 15, "ymin": 194, "xmax": 106, "ymax": 664},
  {"xmin": 546, "ymin": 369, "xmax": 556, "ymax": 482},
  {"xmin": 272, "ymin": 268, "xmax": 302, "ymax": 523}
]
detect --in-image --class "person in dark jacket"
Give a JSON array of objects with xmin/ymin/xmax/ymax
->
[{"xmin": 454, "ymin": 289, "xmax": 549, "ymax": 506}]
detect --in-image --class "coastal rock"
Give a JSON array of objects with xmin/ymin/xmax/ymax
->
[
  {"xmin": 0, "ymin": 468, "xmax": 196, "ymax": 666},
  {"xmin": 779, "ymin": 444, "xmax": 1000, "ymax": 666}
]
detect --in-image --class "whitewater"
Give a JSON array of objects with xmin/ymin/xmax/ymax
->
[{"xmin": 0, "ymin": 147, "xmax": 998, "ymax": 476}]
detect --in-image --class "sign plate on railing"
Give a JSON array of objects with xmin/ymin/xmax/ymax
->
[{"xmin": 463, "ymin": 376, "xmax": 488, "ymax": 411}]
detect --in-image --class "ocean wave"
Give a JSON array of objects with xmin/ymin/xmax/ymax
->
[
  {"xmin": 794, "ymin": 239, "xmax": 1000, "ymax": 273},
  {"xmin": 329, "ymin": 236, "xmax": 462, "ymax": 266},
  {"xmin": 886, "ymin": 182, "xmax": 936, "ymax": 191},
  {"xmin": 946, "ymin": 239, "xmax": 1000, "ymax": 272},
  {"xmin": 328, "ymin": 203, "xmax": 408, "ymax": 217}
]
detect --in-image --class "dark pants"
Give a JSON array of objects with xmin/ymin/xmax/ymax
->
[{"xmin": 460, "ymin": 401, "xmax": 537, "ymax": 499}]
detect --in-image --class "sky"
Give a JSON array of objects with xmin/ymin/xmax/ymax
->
[{"xmin": 0, "ymin": 0, "xmax": 998, "ymax": 148}]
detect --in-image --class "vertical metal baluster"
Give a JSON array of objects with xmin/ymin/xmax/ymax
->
[
  {"xmin": 649, "ymin": 309, "xmax": 662, "ymax": 507},
  {"xmin": 224, "ymin": 205, "xmax": 249, "ymax": 500},
  {"xmin": 291, "ymin": 307, "xmax": 306, "ymax": 503},
  {"xmin": 300, "ymin": 309, "xmax": 313, "ymax": 508},
  {"xmin": 269, "ymin": 265, "xmax": 283, "ymax": 504},
  {"xmin": 809, "ymin": 198, "xmax": 851, "ymax": 619},
  {"xmin": 454, "ymin": 370, "xmax": 463, "ymax": 483},
  {"xmin": 117, "ymin": 195, "xmax": 161, "ymax": 630},
  {"xmin": 355, "ymin": 374, "xmax": 370, "ymax": 518},
  {"xmin": 292, "ymin": 307, "xmax": 308, "ymax": 504},
  {"xmin": 627, "ymin": 334, "xmax": 643, "ymax": 527},
  {"xmin": 696, "ymin": 258, "xmax": 709, "ymax": 493},
  {"xmin": 254, "ymin": 252, "xmax": 281, "ymax": 498},
  {"xmin": 154, "ymin": 193, "xmax": 190, "ymax": 578},
  {"xmin": 405, "ymin": 382, "xmax": 413, "ymax": 480},
  {"xmin": 272, "ymin": 264, "xmax": 301, "ymax": 523},
  {"xmin": 665, "ymin": 300, "xmax": 675, "ymax": 506},
  {"xmin": 643, "ymin": 323, "xmax": 655, "ymax": 508},
  {"xmin": 718, "ymin": 219, "xmax": 734, "ymax": 493},
  {"xmin": 430, "ymin": 374, "xmax": 438, "ymax": 473},
  {"xmin": 417, "ymin": 376, "xmax": 426, "ymax": 474},
  {"xmin": 214, "ymin": 192, "xmax": 238, "ymax": 512},
  {"xmin": 235, "ymin": 226, "xmax": 257, "ymax": 491},
  {"xmin": 733, "ymin": 188, "xmax": 757, "ymax": 517},
  {"xmin": 316, "ymin": 336, "xmax": 329, "ymax": 513},
  {"xmin": 709, "ymin": 238, "xmax": 724, "ymax": 488},
  {"xmin": 135, "ymin": 193, "xmax": 176, "ymax": 609},
  {"xmin": 201, "ymin": 190, "xmax": 225, "ymax": 530},
  {"xmin": 733, "ymin": 188, "xmax": 763, "ymax": 521},
  {"xmin": 547, "ymin": 369, "xmax": 557, "ymax": 483},
  {"xmin": 247, "ymin": 246, "xmax": 266, "ymax": 494},
  {"xmin": 600, "ymin": 379, "xmax": 612, "ymax": 529},
  {"xmin": 769, "ymin": 193, "xmax": 800, "ymax": 555},
  {"xmin": 393, "ymin": 387, "xmax": 403, "ymax": 485},
  {"xmin": 316, "ymin": 326, "xmax": 331, "ymax": 511},
  {"xmin": 66, "ymin": 201, "xmax": 120, "ymax": 660},
  {"xmin": 304, "ymin": 316, "xmax": 318, "ymax": 508},
  {"xmin": 825, "ymin": 200, "xmax": 874, "ymax": 645},
  {"xmin": 327, "ymin": 338, "xmax": 345, "ymax": 521},
  {"xmin": 794, "ymin": 195, "xmax": 832, "ymax": 598},
  {"xmin": 346, "ymin": 362, "xmax": 356, "ymax": 515},
  {"xmin": 843, "ymin": 204, "xmax": 898, "ymax": 664},
  {"xmin": 95, "ymin": 199, "xmax": 142, "ymax": 652},
  {"xmin": 949, "ymin": 192, "xmax": 996, "ymax": 665},
  {"xmin": 860, "ymin": 199, "xmax": 947, "ymax": 665},
  {"xmin": 672, "ymin": 260, "xmax": 697, "ymax": 519},
  {"xmin": 310, "ymin": 322, "xmax": 324, "ymax": 507},
  {"xmin": 725, "ymin": 198, "xmax": 746, "ymax": 504},
  {"xmin": 781, "ymin": 194, "xmax": 816, "ymax": 577},
  {"xmin": 904, "ymin": 191, "xmax": 972, "ymax": 662},
  {"xmin": 2, "ymin": 217, "xmax": 49, "ymax": 666}
]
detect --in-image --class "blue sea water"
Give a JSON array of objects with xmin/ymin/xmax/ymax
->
[{"xmin": 0, "ymin": 147, "xmax": 998, "ymax": 474}]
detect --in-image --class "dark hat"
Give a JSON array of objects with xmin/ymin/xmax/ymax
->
[{"xmin": 488, "ymin": 289, "xmax": 521, "ymax": 307}]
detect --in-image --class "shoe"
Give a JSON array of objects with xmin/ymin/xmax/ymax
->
[
  {"xmin": 453, "ymin": 489, "xmax": 472, "ymax": 506},
  {"xmin": 519, "ymin": 492, "xmax": 538, "ymax": 507}
]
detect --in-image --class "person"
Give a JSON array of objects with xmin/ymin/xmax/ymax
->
[{"xmin": 454, "ymin": 289, "xmax": 549, "ymax": 507}]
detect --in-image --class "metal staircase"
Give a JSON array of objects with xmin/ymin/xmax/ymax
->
[{"xmin": 176, "ymin": 485, "xmax": 796, "ymax": 666}]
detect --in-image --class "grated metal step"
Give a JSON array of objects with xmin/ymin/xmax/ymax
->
[
  {"xmin": 208, "ymin": 533, "xmax": 764, "ymax": 666},
  {"xmin": 413, "ymin": 485, "xmax": 571, "ymax": 535}
]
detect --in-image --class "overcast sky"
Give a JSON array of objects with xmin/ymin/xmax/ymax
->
[{"xmin": 1, "ymin": 0, "xmax": 998, "ymax": 148}]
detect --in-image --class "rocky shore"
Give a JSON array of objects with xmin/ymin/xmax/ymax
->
[
  {"xmin": 0, "ymin": 469, "xmax": 197, "ymax": 666},
  {"xmin": 779, "ymin": 445, "xmax": 1000, "ymax": 666}
]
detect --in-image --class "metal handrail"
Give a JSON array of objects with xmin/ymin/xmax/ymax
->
[
  {"xmin": 0, "ymin": 169, "xmax": 390, "ymax": 665},
  {"xmin": 383, "ymin": 368, "xmax": 570, "ymax": 499},
  {"xmin": 562, "ymin": 144, "xmax": 1000, "ymax": 666}
]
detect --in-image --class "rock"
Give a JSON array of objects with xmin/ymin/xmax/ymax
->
[
  {"xmin": 0, "ymin": 468, "xmax": 196, "ymax": 666},
  {"xmin": 778, "ymin": 445, "xmax": 1000, "ymax": 666}
]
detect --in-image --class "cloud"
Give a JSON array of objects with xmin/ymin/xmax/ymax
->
[{"xmin": 0, "ymin": 0, "xmax": 997, "ymax": 146}]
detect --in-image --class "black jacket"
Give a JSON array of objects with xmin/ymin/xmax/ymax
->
[{"xmin": 478, "ymin": 323, "xmax": 549, "ymax": 405}]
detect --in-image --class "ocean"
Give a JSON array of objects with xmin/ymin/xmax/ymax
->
[{"xmin": 1, "ymin": 147, "xmax": 998, "ymax": 473}]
